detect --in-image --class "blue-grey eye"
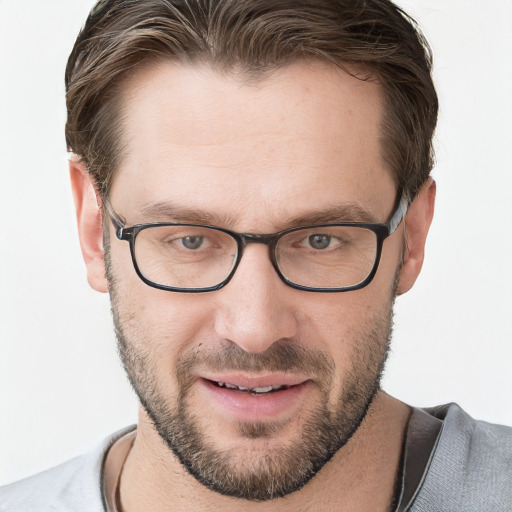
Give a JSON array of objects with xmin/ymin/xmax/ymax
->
[
  {"xmin": 182, "ymin": 236, "xmax": 204, "ymax": 250},
  {"xmin": 308, "ymin": 234, "xmax": 331, "ymax": 250}
]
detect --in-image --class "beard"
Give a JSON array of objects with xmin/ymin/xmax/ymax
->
[{"xmin": 106, "ymin": 252, "xmax": 395, "ymax": 502}]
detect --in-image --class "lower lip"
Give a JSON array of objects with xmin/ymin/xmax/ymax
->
[{"xmin": 199, "ymin": 379, "xmax": 311, "ymax": 422}]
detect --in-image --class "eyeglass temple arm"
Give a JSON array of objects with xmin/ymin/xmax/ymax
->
[
  {"xmin": 103, "ymin": 201, "xmax": 125, "ymax": 238},
  {"xmin": 388, "ymin": 194, "xmax": 409, "ymax": 234}
]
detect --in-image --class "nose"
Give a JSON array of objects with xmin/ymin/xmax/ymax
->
[{"xmin": 213, "ymin": 244, "xmax": 299, "ymax": 354}]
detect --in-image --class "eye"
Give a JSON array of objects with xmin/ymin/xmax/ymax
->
[
  {"xmin": 307, "ymin": 234, "xmax": 333, "ymax": 250},
  {"xmin": 180, "ymin": 235, "xmax": 204, "ymax": 250}
]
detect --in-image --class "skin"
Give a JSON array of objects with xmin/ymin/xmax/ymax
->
[{"xmin": 71, "ymin": 60, "xmax": 436, "ymax": 511}]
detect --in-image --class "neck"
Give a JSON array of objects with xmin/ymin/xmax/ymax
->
[{"xmin": 118, "ymin": 391, "xmax": 410, "ymax": 512}]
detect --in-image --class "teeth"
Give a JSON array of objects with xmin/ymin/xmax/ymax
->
[
  {"xmin": 252, "ymin": 386, "xmax": 274, "ymax": 393},
  {"xmin": 216, "ymin": 382, "xmax": 286, "ymax": 393}
]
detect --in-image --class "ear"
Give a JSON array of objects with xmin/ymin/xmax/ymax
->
[
  {"xmin": 69, "ymin": 158, "xmax": 109, "ymax": 293},
  {"xmin": 396, "ymin": 178, "xmax": 436, "ymax": 295}
]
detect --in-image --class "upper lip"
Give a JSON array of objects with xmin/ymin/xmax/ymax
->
[{"xmin": 200, "ymin": 373, "xmax": 309, "ymax": 389}]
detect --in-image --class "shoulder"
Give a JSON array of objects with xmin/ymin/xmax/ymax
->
[
  {"xmin": 411, "ymin": 403, "xmax": 512, "ymax": 512},
  {"xmin": 0, "ymin": 426, "xmax": 135, "ymax": 512},
  {"xmin": 429, "ymin": 403, "xmax": 512, "ymax": 476}
]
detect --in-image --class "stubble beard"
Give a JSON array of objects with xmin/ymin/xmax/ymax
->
[{"xmin": 106, "ymin": 253, "xmax": 395, "ymax": 502}]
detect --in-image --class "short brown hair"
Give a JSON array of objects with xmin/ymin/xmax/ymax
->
[{"xmin": 65, "ymin": 0, "xmax": 438, "ymax": 200}]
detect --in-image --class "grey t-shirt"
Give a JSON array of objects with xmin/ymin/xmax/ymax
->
[{"xmin": 1, "ymin": 403, "xmax": 511, "ymax": 511}]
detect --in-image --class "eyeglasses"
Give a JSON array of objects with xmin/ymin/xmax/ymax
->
[{"xmin": 107, "ymin": 194, "xmax": 408, "ymax": 293}]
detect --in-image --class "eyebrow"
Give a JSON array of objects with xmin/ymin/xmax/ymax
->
[
  {"xmin": 286, "ymin": 204, "xmax": 378, "ymax": 226},
  {"xmin": 131, "ymin": 201, "xmax": 379, "ymax": 230},
  {"xmin": 135, "ymin": 202, "xmax": 238, "ymax": 226}
]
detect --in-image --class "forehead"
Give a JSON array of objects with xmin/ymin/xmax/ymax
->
[{"xmin": 112, "ymin": 60, "xmax": 395, "ymax": 228}]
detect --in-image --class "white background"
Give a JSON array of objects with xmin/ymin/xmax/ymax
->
[{"xmin": 1, "ymin": 0, "xmax": 511, "ymax": 485}]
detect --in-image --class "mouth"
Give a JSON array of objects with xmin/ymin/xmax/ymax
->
[
  {"xmin": 198, "ymin": 374, "xmax": 311, "ymax": 421},
  {"xmin": 209, "ymin": 380, "xmax": 293, "ymax": 395}
]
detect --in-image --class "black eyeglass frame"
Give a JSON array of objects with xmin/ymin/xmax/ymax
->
[{"xmin": 108, "ymin": 193, "xmax": 409, "ymax": 293}]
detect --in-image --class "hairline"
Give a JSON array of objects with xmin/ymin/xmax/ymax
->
[{"xmin": 93, "ymin": 55, "xmax": 396, "ymax": 201}]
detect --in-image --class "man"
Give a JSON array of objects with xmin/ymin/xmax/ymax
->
[{"xmin": 1, "ymin": 0, "xmax": 510, "ymax": 510}]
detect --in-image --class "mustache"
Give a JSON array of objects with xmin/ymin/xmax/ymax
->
[{"xmin": 175, "ymin": 341, "xmax": 335, "ymax": 380}]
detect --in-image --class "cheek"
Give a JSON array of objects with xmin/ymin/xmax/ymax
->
[
  {"xmin": 108, "ymin": 243, "xmax": 216, "ymax": 361},
  {"xmin": 297, "ymin": 285, "xmax": 393, "ymax": 379},
  {"xmin": 298, "ymin": 284, "xmax": 386, "ymax": 341}
]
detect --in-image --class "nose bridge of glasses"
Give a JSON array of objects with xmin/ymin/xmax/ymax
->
[
  {"xmin": 239, "ymin": 232, "xmax": 278, "ymax": 247},
  {"xmin": 238, "ymin": 232, "xmax": 280, "ymax": 264},
  {"xmin": 234, "ymin": 232, "xmax": 281, "ymax": 279}
]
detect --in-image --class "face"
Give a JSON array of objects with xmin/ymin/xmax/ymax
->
[{"xmin": 76, "ymin": 61, "xmax": 422, "ymax": 501}]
